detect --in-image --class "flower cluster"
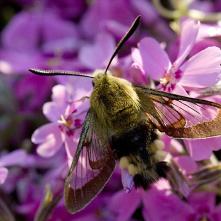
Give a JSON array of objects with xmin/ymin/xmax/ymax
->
[{"xmin": 0, "ymin": 0, "xmax": 221, "ymax": 220}]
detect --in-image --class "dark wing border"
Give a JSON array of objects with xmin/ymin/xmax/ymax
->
[
  {"xmin": 135, "ymin": 86, "xmax": 221, "ymax": 139},
  {"xmin": 64, "ymin": 110, "xmax": 115, "ymax": 213}
]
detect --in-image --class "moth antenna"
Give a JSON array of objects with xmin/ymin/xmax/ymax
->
[
  {"xmin": 104, "ymin": 15, "xmax": 141, "ymax": 74},
  {"xmin": 29, "ymin": 68, "xmax": 94, "ymax": 79}
]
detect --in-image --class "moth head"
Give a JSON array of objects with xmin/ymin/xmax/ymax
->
[{"xmin": 90, "ymin": 70, "xmax": 140, "ymax": 124}]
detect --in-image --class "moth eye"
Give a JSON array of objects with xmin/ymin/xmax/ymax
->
[{"xmin": 92, "ymin": 81, "xmax": 95, "ymax": 87}]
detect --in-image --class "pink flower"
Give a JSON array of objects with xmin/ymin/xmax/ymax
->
[
  {"xmin": 31, "ymin": 83, "xmax": 90, "ymax": 166},
  {"xmin": 131, "ymin": 19, "xmax": 221, "ymax": 161},
  {"xmin": 132, "ymin": 19, "xmax": 221, "ymax": 92}
]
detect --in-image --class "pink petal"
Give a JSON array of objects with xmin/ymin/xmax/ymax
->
[
  {"xmin": 142, "ymin": 186, "xmax": 193, "ymax": 221},
  {"xmin": 182, "ymin": 46, "xmax": 221, "ymax": 74},
  {"xmin": 51, "ymin": 85, "xmax": 68, "ymax": 104},
  {"xmin": 188, "ymin": 192, "xmax": 215, "ymax": 212},
  {"xmin": 43, "ymin": 85, "xmax": 68, "ymax": 121},
  {"xmin": 0, "ymin": 167, "xmax": 8, "ymax": 184},
  {"xmin": 175, "ymin": 19, "xmax": 200, "ymax": 67},
  {"xmin": 43, "ymin": 102, "xmax": 65, "ymax": 122},
  {"xmin": 173, "ymin": 84, "xmax": 189, "ymax": 95},
  {"xmin": 131, "ymin": 48, "xmax": 143, "ymax": 68},
  {"xmin": 32, "ymin": 123, "xmax": 63, "ymax": 157},
  {"xmin": 130, "ymin": 0, "xmax": 157, "ymax": 25},
  {"xmin": 68, "ymin": 78, "xmax": 92, "ymax": 101},
  {"xmin": 71, "ymin": 97, "xmax": 90, "ymax": 114},
  {"xmin": 190, "ymin": 39, "xmax": 220, "ymax": 57},
  {"xmin": 64, "ymin": 129, "xmax": 81, "ymax": 167},
  {"xmin": 32, "ymin": 123, "xmax": 58, "ymax": 143},
  {"xmin": 1, "ymin": 11, "xmax": 40, "ymax": 52},
  {"xmin": 104, "ymin": 20, "xmax": 130, "ymax": 39},
  {"xmin": 36, "ymin": 133, "xmax": 63, "ymax": 158},
  {"xmin": 198, "ymin": 23, "xmax": 221, "ymax": 40},
  {"xmin": 138, "ymin": 37, "xmax": 171, "ymax": 80},
  {"xmin": 0, "ymin": 150, "xmax": 33, "ymax": 167},
  {"xmin": 180, "ymin": 73, "xmax": 220, "ymax": 89},
  {"xmin": 79, "ymin": 32, "xmax": 115, "ymax": 69},
  {"xmin": 109, "ymin": 190, "xmax": 141, "ymax": 221},
  {"xmin": 130, "ymin": 62, "xmax": 147, "ymax": 85},
  {"xmin": 174, "ymin": 156, "xmax": 198, "ymax": 174},
  {"xmin": 57, "ymin": 76, "xmax": 92, "ymax": 101},
  {"xmin": 184, "ymin": 138, "xmax": 220, "ymax": 161},
  {"xmin": 180, "ymin": 47, "xmax": 221, "ymax": 88}
]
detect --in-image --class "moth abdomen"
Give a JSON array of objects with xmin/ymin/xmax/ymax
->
[
  {"xmin": 110, "ymin": 123, "xmax": 152, "ymax": 158},
  {"xmin": 110, "ymin": 123, "xmax": 168, "ymax": 189}
]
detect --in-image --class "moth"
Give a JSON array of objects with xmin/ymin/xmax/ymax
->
[{"xmin": 30, "ymin": 16, "xmax": 221, "ymax": 213}]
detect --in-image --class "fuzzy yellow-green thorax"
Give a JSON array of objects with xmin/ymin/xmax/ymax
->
[{"xmin": 90, "ymin": 71, "xmax": 141, "ymax": 133}]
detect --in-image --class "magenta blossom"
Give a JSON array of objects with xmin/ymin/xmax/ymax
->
[
  {"xmin": 110, "ymin": 179, "xmax": 221, "ymax": 221},
  {"xmin": 144, "ymin": 188, "xmax": 221, "ymax": 221},
  {"xmin": 109, "ymin": 180, "xmax": 190, "ymax": 221}
]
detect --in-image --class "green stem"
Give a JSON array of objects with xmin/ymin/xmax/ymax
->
[
  {"xmin": 152, "ymin": 0, "xmax": 184, "ymax": 19},
  {"xmin": 188, "ymin": 9, "xmax": 221, "ymax": 22},
  {"xmin": 152, "ymin": 0, "xmax": 221, "ymax": 22},
  {"xmin": 34, "ymin": 187, "xmax": 62, "ymax": 221}
]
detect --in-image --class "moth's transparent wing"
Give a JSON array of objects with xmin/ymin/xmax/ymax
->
[
  {"xmin": 64, "ymin": 110, "xmax": 115, "ymax": 213},
  {"xmin": 135, "ymin": 86, "xmax": 221, "ymax": 139}
]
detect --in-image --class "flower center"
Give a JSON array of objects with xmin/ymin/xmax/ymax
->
[
  {"xmin": 58, "ymin": 114, "xmax": 82, "ymax": 137},
  {"xmin": 159, "ymin": 69, "xmax": 182, "ymax": 92},
  {"xmin": 160, "ymin": 73, "xmax": 172, "ymax": 85},
  {"xmin": 58, "ymin": 115, "xmax": 73, "ymax": 128}
]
